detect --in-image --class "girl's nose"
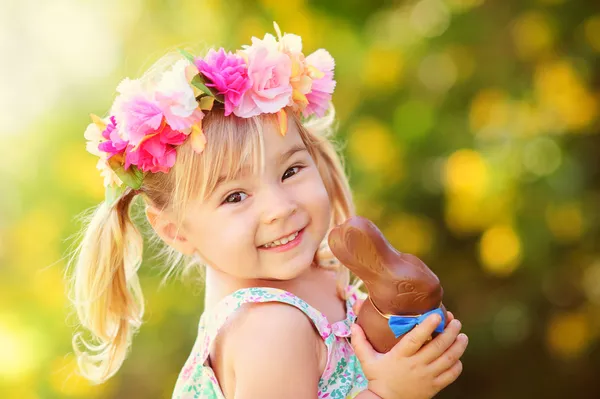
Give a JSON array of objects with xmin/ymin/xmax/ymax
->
[{"xmin": 260, "ymin": 185, "xmax": 297, "ymax": 224}]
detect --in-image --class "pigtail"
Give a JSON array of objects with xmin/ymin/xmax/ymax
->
[{"xmin": 67, "ymin": 189, "xmax": 144, "ymax": 384}]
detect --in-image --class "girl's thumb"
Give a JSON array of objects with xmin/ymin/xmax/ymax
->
[{"xmin": 350, "ymin": 323, "xmax": 376, "ymax": 363}]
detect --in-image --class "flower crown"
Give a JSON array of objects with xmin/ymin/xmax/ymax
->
[{"xmin": 84, "ymin": 22, "xmax": 336, "ymax": 205}]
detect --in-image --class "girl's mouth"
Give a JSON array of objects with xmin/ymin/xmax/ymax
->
[{"xmin": 259, "ymin": 228, "xmax": 305, "ymax": 252}]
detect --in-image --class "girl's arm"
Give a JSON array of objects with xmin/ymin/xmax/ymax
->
[{"xmin": 221, "ymin": 302, "xmax": 323, "ymax": 399}]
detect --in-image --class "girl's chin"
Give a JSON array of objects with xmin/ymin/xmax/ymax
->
[{"xmin": 270, "ymin": 252, "xmax": 318, "ymax": 280}]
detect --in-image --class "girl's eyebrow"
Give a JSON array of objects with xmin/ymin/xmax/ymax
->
[
  {"xmin": 213, "ymin": 166, "xmax": 252, "ymax": 192},
  {"xmin": 277, "ymin": 144, "xmax": 307, "ymax": 164}
]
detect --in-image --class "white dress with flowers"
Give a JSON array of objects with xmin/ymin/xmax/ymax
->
[{"xmin": 171, "ymin": 286, "xmax": 368, "ymax": 399}]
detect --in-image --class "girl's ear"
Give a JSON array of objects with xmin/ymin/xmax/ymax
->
[{"xmin": 145, "ymin": 205, "xmax": 196, "ymax": 255}]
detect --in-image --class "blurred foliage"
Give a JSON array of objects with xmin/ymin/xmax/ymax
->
[{"xmin": 1, "ymin": 0, "xmax": 599, "ymax": 398}]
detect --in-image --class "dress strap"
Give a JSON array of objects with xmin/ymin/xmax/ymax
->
[{"xmin": 198, "ymin": 287, "xmax": 333, "ymax": 364}]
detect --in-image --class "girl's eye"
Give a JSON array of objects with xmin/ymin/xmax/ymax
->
[
  {"xmin": 282, "ymin": 166, "xmax": 301, "ymax": 180},
  {"xmin": 223, "ymin": 192, "xmax": 248, "ymax": 204}
]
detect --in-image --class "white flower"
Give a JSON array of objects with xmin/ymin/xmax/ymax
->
[
  {"xmin": 97, "ymin": 158, "xmax": 123, "ymax": 188},
  {"xmin": 244, "ymin": 33, "xmax": 280, "ymax": 54},
  {"xmin": 84, "ymin": 118, "xmax": 123, "ymax": 187},
  {"xmin": 279, "ymin": 33, "xmax": 302, "ymax": 54},
  {"xmin": 155, "ymin": 59, "xmax": 199, "ymax": 119},
  {"xmin": 84, "ymin": 122, "xmax": 104, "ymax": 158}
]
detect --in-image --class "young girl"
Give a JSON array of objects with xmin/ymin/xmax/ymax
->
[{"xmin": 69, "ymin": 23, "xmax": 468, "ymax": 399}]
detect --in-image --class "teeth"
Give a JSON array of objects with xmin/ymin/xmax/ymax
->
[{"xmin": 264, "ymin": 231, "xmax": 299, "ymax": 248}]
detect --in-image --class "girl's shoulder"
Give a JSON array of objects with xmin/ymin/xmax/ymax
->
[
  {"xmin": 210, "ymin": 298, "xmax": 325, "ymax": 397},
  {"xmin": 202, "ymin": 287, "xmax": 334, "ymax": 340},
  {"xmin": 172, "ymin": 285, "xmax": 368, "ymax": 398},
  {"xmin": 207, "ymin": 285, "xmax": 365, "ymax": 331}
]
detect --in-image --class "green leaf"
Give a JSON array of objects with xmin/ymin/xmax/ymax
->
[
  {"xmin": 191, "ymin": 75, "xmax": 225, "ymax": 103},
  {"xmin": 108, "ymin": 157, "xmax": 144, "ymax": 189},
  {"xmin": 191, "ymin": 75, "xmax": 212, "ymax": 95},
  {"xmin": 178, "ymin": 48, "xmax": 196, "ymax": 64},
  {"xmin": 105, "ymin": 184, "xmax": 126, "ymax": 207}
]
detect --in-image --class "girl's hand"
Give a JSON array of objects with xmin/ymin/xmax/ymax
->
[
  {"xmin": 353, "ymin": 299, "xmax": 456, "ymax": 326},
  {"xmin": 351, "ymin": 313, "xmax": 467, "ymax": 399}
]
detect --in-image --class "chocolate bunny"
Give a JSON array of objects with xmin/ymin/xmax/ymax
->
[{"xmin": 328, "ymin": 216, "xmax": 448, "ymax": 353}]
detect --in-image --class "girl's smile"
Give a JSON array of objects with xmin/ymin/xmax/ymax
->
[{"xmin": 259, "ymin": 226, "xmax": 306, "ymax": 252}]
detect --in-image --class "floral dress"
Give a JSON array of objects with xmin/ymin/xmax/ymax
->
[{"xmin": 171, "ymin": 285, "xmax": 369, "ymax": 399}]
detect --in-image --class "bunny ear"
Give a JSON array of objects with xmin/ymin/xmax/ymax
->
[{"xmin": 328, "ymin": 217, "xmax": 389, "ymax": 281}]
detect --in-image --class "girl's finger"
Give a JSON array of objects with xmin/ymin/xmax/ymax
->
[
  {"xmin": 390, "ymin": 313, "xmax": 442, "ymax": 358},
  {"xmin": 428, "ymin": 333, "xmax": 468, "ymax": 375},
  {"xmin": 446, "ymin": 311, "xmax": 454, "ymax": 324},
  {"xmin": 433, "ymin": 360, "xmax": 463, "ymax": 391},
  {"xmin": 350, "ymin": 323, "xmax": 378, "ymax": 364},
  {"xmin": 417, "ymin": 319, "xmax": 462, "ymax": 364}
]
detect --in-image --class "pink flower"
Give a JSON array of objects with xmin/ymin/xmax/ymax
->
[
  {"xmin": 119, "ymin": 96, "xmax": 164, "ymax": 146},
  {"xmin": 234, "ymin": 38, "xmax": 293, "ymax": 118},
  {"xmin": 195, "ymin": 48, "xmax": 252, "ymax": 116},
  {"xmin": 156, "ymin": 90, "xmax": 204, "ymax": 131},
  {"xmin": 98, "ymin": 116, "xmax": 128, "ymax": 158},
  {"xmin": 155, "ymin": 59, "xmax": 204, "ymax": 130},
  {"xmin": 303, "ymin": 49, "xmax": 336, "ymax": 118},
  {"xmin": 84, "ymin": 116, "xmax": 124, "ymax": 187},
  {"xmin": 124, "ymin": 122, "xmax": 188, "ymax": 173},
  {"xmin": 273, "ymin": 27, "xmax": 313, "ymax": 110},
  {"xmin": 113, "ymin": 63, "xmax": 204, "ymax": 146}
]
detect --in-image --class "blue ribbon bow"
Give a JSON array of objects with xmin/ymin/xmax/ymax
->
[{"xmin": 388, "ymin": 307, "xmax": 446, "ymax": 338}]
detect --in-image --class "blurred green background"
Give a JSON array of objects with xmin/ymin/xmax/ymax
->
[{"xmin": 1, "ymin": 0, "xmax": 599, "ymax": 397}]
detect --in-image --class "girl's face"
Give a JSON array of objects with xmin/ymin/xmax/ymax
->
[{"xmin": 178, "ymin": 120, "xmax": 331, "ymax": 282}]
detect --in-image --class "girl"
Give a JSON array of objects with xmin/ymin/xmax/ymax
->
[{"xmin": 69, "ymin": 23, "xmax": 468, "ymax": 399}]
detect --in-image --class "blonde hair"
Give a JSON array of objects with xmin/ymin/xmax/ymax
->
[{"xmin": 66, "ymin": 53, "xmax": 356, "ymax": 384}]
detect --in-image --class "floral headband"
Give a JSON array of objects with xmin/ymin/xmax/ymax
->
[{"xmin": 84, "ymin": 22, "xmax": 336, "ymax": 206}]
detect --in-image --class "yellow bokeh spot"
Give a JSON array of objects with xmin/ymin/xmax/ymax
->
[
  {"xmin": 361, "ymin": 46, "xmax": 404, "ymax": 91},
  {"xmin": 48, "ymin": 354, "xmax": 115, "ymax": 397},
  {"xmin": 445, "ymin": 190, "xmax": 514, "ymax": 235},
  {"xmin": 513, "ymin": 100, "xmax": 543, "ymax": 137},
  {"xmin": 445, "ymin": 195, "xmax": 483, "ymax": 234},
  {"xmin": 584, "ymin": 15, "xmax": 600, "ymax": 53},
  {"xmin": 479, "ymin": 225, "xmax": 522, "ymax": 276},
  {"xmin": 511, "ymin": 11, "xmax": 554, "ymax": 60},
  {"xmin": 469, "ymin": 88, "xmax": 510, "ymax": 134},
  {"xmin": 11, "ymin": 205, "xmax": 66, "ymax": 272},
  {"xmin": 348, "ymin": 117, "xmax": 404, "ymax": 182},
  {"xmin": 383, "ymin": 213, "xmax": 435, "ymax": 257},
  {"xmin": 546, "ymin": 311, "xmax": 592, "ymax": 359},
  {"xmin": 0, "ymin": 384, "xmax": 40, "ymax": 399},
  {"xmin": 0, "ymin": 317, "xmax": 41, "ymax": 381},
  {"xmin": 55, "ymin": 143, "xmax": 105, "ymax": 201},
  {"xmin": 444, "ymin": 149, "xmax": 488, "ymax": 198},
  {"xmin": 534, "ymin": 61, "xmax": 598, "ymax": 131},
  {"xmin": 545, "ymin": 202, "xmax": 584, "ymax": 243},
  {"xmin": 32, "ymin": 264, "xmax": 68, "ymax": 311}
]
